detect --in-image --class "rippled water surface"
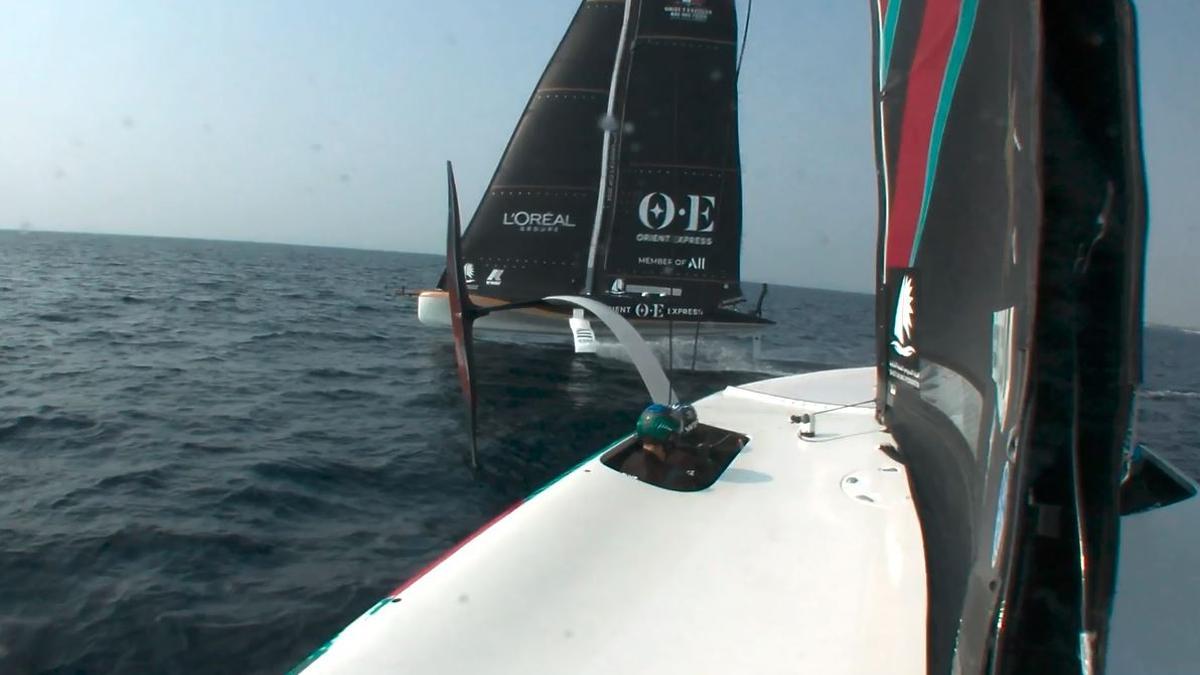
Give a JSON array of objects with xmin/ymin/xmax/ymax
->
[{"xmin": 0, "ymin": 231, "xmax": 1195, "ymax": 673}]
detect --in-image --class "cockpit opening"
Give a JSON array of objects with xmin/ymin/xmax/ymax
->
[{"xmin": 601, "ymin": 403, "xmax": 748, "ymax": 492}]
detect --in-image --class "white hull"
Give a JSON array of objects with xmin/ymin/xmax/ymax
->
[
  {"xmin": 1108, "ymin": 477, "xmax": 1200, "ymax": 674},
  {"xmin": 416, "ymin": 290, "xmax": 771, "ymax": 339},
  {"xmin": 295, "ymin": 368, "xmax": 929, "ymax": 674},
  {"xmin": 292, "ymin": 367, "xmax": 1200, "ymax": 674}
]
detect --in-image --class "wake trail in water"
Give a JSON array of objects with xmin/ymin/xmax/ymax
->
[{"xmin": 590, "ymin": 337, "xmax": 854, "ymax": 384}]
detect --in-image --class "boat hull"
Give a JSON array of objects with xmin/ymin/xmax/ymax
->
[
  {"xmin": 292, "ymin": 368, "xmax": 928, "ymax": 674},
  {"xmin": 1108, "ymin": 465, "xmax": 1200, "ymax": 674},
  {"xmin": 290, "ymin": 366, "xmax": 1200, "ymax": 674},
  {"xmin": 416, "ymin": 289, "xmax": 771, "ymax": 339}
]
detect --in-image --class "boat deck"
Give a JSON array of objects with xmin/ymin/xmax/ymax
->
[{"xmin": 297, "ymin": 368, "xmax": 928, "ymax": 674}]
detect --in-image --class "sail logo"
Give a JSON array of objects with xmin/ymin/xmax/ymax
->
[
  {"xmin": 486, "ymin": 269, "xmax": 504, "ymax": 286},
  {"xmin": 664, "ymin": 0, "xmax": 712, "ymax": 22},
  {"xmin": 503, "ymin": 210, "xmax": 576, "ymax": 233},
  {"xmin": 464, "ymin": 263, "xmax": 476, "ymax": 283},
  {"xmin": 622, "ymin": 303, "xmax": 704, "ymax": 319},
  {"xmin": 610, "ymin": 278, "xmax": 626, "ymax": 295},
  {"xmin": 635, "ymin": 303, "xmax": 666, "ymax": 319},
  {"xmin": 637, "ymin": 193, "xmax": 716, "ymax": 233},
  {"xmin": 891, "ymin": 274, "xmax": 916, "ymax": 358},
  {"xmin": 637, "ymin": 256, "xmax": 707, "ymax": 270}
]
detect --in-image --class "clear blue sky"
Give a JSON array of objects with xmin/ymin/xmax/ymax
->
[{"xmin": 1, "ymin": 1, "xmax": 1196, "ymax": 327}]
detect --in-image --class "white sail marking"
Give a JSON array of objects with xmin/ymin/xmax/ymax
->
[{"xmin": 891, "ymin": 274, "xmax": 916, "ymax": 358}]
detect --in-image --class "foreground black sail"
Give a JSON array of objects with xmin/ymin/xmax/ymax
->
[
  {"xmin": 424, "ymin": 0, "xmax": 770, "ymax": 334},
  {"xmin": 870, "ymin": 0, "xmax": 1179, "ymax": 672}
]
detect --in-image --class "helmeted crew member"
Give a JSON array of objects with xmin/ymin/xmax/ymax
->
[{"xmin": 619, "ymin": 403, "xmax": 709, "ymax": 490}]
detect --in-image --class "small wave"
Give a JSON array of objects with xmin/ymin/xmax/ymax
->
[
  {"xmin": 127, "ymin": 363, "xmax": 186, "ymax": 372},
  {"xmin": 95, "ymin": 467, "xmax": 168, "ymax": 491},
  {"xmin": 78, "ymin": 329, "xmax": 131, "ymax": 342},
  {"xmin": 35, "ymin": 313, "xmax": 79, "ymax": 323},
  {"xmin": 34, "ymin": 368, "xmax": 94, "ymax": 383},
  {"xmin": 117, "ymin": 409, "xmax": 161, "ymax": 422},
  {"xmin": 127, "ymin": 339, "xmax": 190, "ymax": 349},
  {"xmin": 181, "ymin": 441, "xmax": 244, "ymax": 454},
  {"xmin": 0, "ymin": 413, "xmax": 98, "ymax": 441},
  {"xmin": 305, "ymin": 367, "xmax": 378, "ymax": 381},
  {"xmin": 248, "ymin": 330, "xmax": 296, "ymax": 342},
  {"xmin": 310, "ymin": 388, "xmax": 382, "ymax": 402},
  {"xmin": 120, "ymin": 295, "xmax": 147, "ymax": 304},
  {"xmin": 219, "ymin": 484, "xmax": 338, "ymax": 521},
  {"xmin": 0, "ymin": 416, "xmax": 40, "ymax": 440},
  {"xmin": 248, "ymin": 330, "xmax": 387, "ymax": 344},
  {"xmin": 1143, "ymin": 389, "xmax": 1200, "ymax": 401},
  {"xmin": 70, "ymin": 523, "xmax": 277, "ymax": 564},
  {"xmin": 247, "ymin": 457, "xmax": 394, "ymax": 496}
]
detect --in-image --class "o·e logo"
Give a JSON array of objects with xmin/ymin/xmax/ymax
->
[{"xmin": 637, "ymin": 193, "xmax": 716, "ymax": 232}]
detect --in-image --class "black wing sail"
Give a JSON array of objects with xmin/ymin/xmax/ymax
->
[
  {"xmin": 595, "ymin": 0, "xmax": 747, "ymax": 316},
  {"xmin": 871, "ymin": 0, "xmax": 1149, "ymax": 673},
  {"xmin": 449, "ymin": 1, "xmax": 627, "ymax": 301}
]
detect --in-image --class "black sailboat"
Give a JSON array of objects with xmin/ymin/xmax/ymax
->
[{"xmin": 417, "ymin": 0, "xmax": 771, "ymax": 337}]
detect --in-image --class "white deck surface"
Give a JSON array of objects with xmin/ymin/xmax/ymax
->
[
  {"xmin": 300, "ymin": 368, "xmax": 927, "ymax": 674},
  {"xmin": 1109, "ymin": 482, "xmax": 1200, "ymax": 675}
]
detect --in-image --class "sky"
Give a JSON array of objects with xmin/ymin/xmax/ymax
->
[{"xmin": 1, "ymin": 1, "xmax": 1197, "ymax": 327}]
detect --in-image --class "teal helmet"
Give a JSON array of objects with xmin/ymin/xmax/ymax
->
[{"xmin": 637, "ymin": 403, "xmax": 681, "ymax": 443}]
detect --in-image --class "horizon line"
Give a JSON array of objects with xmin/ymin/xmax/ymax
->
[
  {"xmin": 4, "ymin": 226, "xmax": 1196, "ymax": 331},
  {"xmin": 0, "ymin": 226, "xmax": 876, "ymax": 298}
]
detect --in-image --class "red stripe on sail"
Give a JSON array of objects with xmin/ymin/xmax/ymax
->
[{"xmin": 885, "ymin": 0, "xmax": 962, "ymax": 269}]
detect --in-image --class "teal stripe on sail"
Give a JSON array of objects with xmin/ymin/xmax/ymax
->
[
  {"xmin": 879, "ymin": 0, "xmax": 904, "ymax": 86},
  {"xmin": 908, "ymin": 0, "xmax": 981, "ymax": 266}
]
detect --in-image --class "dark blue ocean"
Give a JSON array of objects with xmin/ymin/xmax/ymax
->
[{"xmin": 1, "ymin": 231, "xmax": 1196, "ymax": 674}]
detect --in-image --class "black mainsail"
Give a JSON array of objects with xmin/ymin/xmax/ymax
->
[
  {"xmin": 446, "ymin": 0, "xmax": 767, "ymax": 328},
  {"xmin": 871, "ymin": 0, "xmax": 1150, "ymax": 672},
  {"xmin": 593, "ymin": 0, "xmax": 747, "ymax": 314},
  {"xmin": 452, "ymin": 0, "xmax": 626, "ymax": 302}
]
